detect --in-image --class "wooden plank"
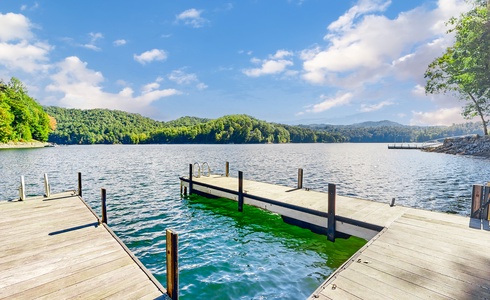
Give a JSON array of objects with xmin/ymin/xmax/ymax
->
[{"xmin": 0, "ymin": 193, "xmax": 166, "ymax": 299}]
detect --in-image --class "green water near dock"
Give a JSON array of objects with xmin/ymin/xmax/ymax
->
[{"xmin": 155, "ymin": 195, "xmax": 366, "ymax": 299}]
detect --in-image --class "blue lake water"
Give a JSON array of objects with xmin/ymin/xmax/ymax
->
[{"xmin": 1, "ymin": 144, "xmax": 489, "ymax": 299}]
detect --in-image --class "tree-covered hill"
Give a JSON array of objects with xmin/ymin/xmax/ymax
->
[
  {"xmin": 44, "ymin": 108, "xmax": 345, "ymax": 144},
  {"xmin": 0, "ymin": 78, "xmax": 51, "ymax": 143},
  {"xmin": 302, "ymin": 122, "xmax": 483, "ymax": 143}
]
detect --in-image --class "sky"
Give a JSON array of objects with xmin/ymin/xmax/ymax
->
[{"xmin": 0, "ymin": 0, "xmax": 476, "ymax": 125}]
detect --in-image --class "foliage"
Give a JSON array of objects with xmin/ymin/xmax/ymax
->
[
  {"xmin": 0, "ymin": 77, "xmax": 51, "ymax": 143},
  {"xmin": 302, "ymin": 121, "xmax": 483, "ymax": 143},
  {"xmin": 43, "ymin": 106, "xmax": 167, "ymax": 144},
  {"xmin": 424, "ymin": 1, "xmax": 490, "ymax": 135},
  {"xmin": 44, "ymin": 108, "xmax": 345, "ymax": 144}
]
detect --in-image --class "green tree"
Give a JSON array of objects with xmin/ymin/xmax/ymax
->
[{"xmin": 425, "ymin": 1, "xmax": 490, "ymax": 135}]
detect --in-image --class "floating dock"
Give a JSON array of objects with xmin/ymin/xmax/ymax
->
[
  {"xmin": 0, "ymin": 191, "xmax": 169, "ymax": 300},
  {"xmin": 180, "ymin": 164, "xmax": 490, "ymax": 299}
]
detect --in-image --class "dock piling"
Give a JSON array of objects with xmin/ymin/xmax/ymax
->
[
  {"xmin": 78, "ymin": 172, "xmax": 82, "ymax": 197},
  {"xmin": 225, "ymin": 161, "xmax": 229, "ymax": 177},
  {"xmin": 44, "ymin": 173, "xmax": 51, "ymax": 198},
  {"xmin": 101, "ymin": 188, "xmax": 107, "ymax": 224},
  {"xmin": 19, "ymin": 176, "xmax": 26, "ymax": 201},
  {"xmin": 327, "ymin": 183, "xmax": 336, "ymax": 242},
  {"xmin": 188, "ymin": 164, "xmax": 193, "ymax": 195},
  {"xmin": 390, "ymin": 197, "xmax": 396, "ymax": 207},
  {"xmin": 166, "ymin": 229, "xmax": 179, "ymax": 300},
  {"xmin": 298, "ymin": 168, "xmax": 303, "ymax": 189},
  {"xmin": 238, "ymin": 171, "xmax": 244, "ymax": 212}
]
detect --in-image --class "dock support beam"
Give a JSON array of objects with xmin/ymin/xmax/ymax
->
[
  {"xmin": 78, "ymin": 172, "xmax": 82, "ymax": 197},
  {"xmin": 238, "ymin": 171, "xmax": 244, "ymax": 212},
  {"xmin": 225, "ymin": 161, "xmax": 229, "ymax": 177},
  {"xmin": 188, "ymin": 164, "xmax": 193, "ymax": 195},
  {"xmin": 327, "ymin": 183, "xmax": 336, "ymax": 242},
  {"xmin": 101, "ymin": 188, "xmax": 107, "ymax": 224},
  {"xmin": 19, "ymin": 176, "xmax": 26, "ymax": 201},
  {"xmin": 44, "ymin": 173, "xmax": 51, "ymax": 198},
  {"xmin": 298, "ymin": 168, "xmax": 303, "ymax": 189},
  {"xmin": 166, "ymin": 229, "xmax": 179, "ymax": 300}
]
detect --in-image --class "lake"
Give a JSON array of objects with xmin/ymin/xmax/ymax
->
[{"xmin": 1, "ymin": 143, "xmax": 489, "ymax": 299}]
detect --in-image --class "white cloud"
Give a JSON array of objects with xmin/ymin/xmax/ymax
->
[
  {"xmin": 113, "ymin": 39, "xmax": 127, "ymax": 46},
  {"xmin": 168, "ymin": 69, "xmax": 207, "ymax": 90},
  {"xmin": 134, "ymin": 49, "xmax": 167, "ymax": 64},
  {"xmin": 0, "ymin": 12, "xmax": 51, "ymax": 73},
  {"xmin": 301, "ymin": 0, "xmax": 471, "ymax": 87},
  {"xmin": 46, "ymin": 56, "xmax": 181, "ymax": 112},
  {"xmin": 82, "ymin": 32, "xmax": 103, "ymax": 51},
  {"xmin": 303, "ymin": 92, "xmax": 353, "ymax": 114},
  {"xmin": 176, "ymin": 8, "xmax": 208, "ymax": 28},
  {"xmin": 243, "ymin": 50, "xmax": 294, "ymax": 77},
  {"xmin": 410, "ymin": 107, "xmax": 471, "ymax": 126},
  {"xmin": 360, "ymin": 100, "xmax": 394, "ymax": 112}
]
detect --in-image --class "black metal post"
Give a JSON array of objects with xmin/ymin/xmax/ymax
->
[
  {"xmin": 327, "ymin": 183, "xmax": 336, "ymax": 242},
  {"xmin": 101, "ymin": 188, "xmax": 107, "ymax": 224},
  {"xmin": 238, "ymin": 171, "xmax": 244, "ymax": 212},
  {"xmin": 78, "ymin": 172, "xmax": 82, "ymax": 197},
  {"xmin": 189, "ymin": 164, "xmax": 193, "ymax": 195}
]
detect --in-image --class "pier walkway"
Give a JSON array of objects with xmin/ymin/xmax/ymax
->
[
  {"xmin": 0, "ymin": 191, "xmax": 168, "ymax": 300},
  {"xmin": 180, "ymin": 172, "xmax": 490, "ymax": 299}
]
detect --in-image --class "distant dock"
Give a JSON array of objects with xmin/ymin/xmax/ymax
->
[
  {"xmin": 0, "ymin": 174, "xmax": 178, "ymax": 300},
  {"xmin": 387, "ymin": 143, "xmax": 422, "ymax": 149},
  {"xmin": 180, "ymin": 162, "xmax": 490, "ymax": 299}
]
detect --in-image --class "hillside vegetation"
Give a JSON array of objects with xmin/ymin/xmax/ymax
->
[
  {"xmin": 0, "ymin": 78, "xmax": 51, "ymax": 143},
  {"xmin": 44, "ymin": 107, "xmax": 344, "ymax": 144}
]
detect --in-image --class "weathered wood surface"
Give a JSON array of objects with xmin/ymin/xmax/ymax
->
[
  {"xmin": 0, "ymin": 191, "xmax": 167, "ymax": 300},
  {"xmin": 183, "ymin": 175, "xmax": 490, "ymax": 300}
]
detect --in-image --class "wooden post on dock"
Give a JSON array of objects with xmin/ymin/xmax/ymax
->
[
  {"xmin": 188, "ymin": 164, "xmax": 193, "ymax": 195},
  {"xmin": 225, "ymin": 161, "xmax": 229, "ymax": 177},
  {"xmin": 327, "ymin": 183, "xmax": 336, "ymax": 242},
  {"xmin": 19, "ymin": 176, "xmax": 26, "ymax": 201},
  {"xmin": 298, "ymin": 168, "xmax": 303, "ymax": 189},
  {"xmin": 78, "ymin": 172, "xmax": 82, "ymax": 197},
  {"xmin": 471, "ymin": 185, "xmax": 483, "ymax": 219},
  {"xmin": 238, "ymin": 171, "xmax": 244, "ymax": 212},
  {"xmin": 44, "ymin": 173, "xmax": 51, "ymax": 198},
  {"xmin": 166, "ymin": 229, "xmax": 179, "ymax": 300},
  {"xmin": 101, "ymin": 188, "xmax": 107, "ymax": 224}
]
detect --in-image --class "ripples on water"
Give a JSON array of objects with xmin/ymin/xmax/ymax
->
[{"xmin": 1, "ymin": 144, "xmax": 489, "ymax": 299}]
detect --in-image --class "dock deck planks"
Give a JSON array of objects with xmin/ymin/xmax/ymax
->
[
  {"xmin": 182, "ymin": 174, "xmax": 490, "ymax": 300},
  {"xmin": 0, "ymin": 191, "xmax": 167, "ymax": 300}
]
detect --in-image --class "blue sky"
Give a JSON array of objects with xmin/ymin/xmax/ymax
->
[{"xmin": 0, "ymin": 0, "xmax": 474, "ymax": 125}]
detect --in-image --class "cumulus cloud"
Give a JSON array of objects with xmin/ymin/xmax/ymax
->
[
  {"xmin": 134, "ymin": 49, "xmax": 167, "ymax": 64},
  {"xmin": 301, "ymin": 0, "xmax": 470, "ymax": 87},
  {"xmin": 176, "ymin": 8, "xmax": 208, "ymax": 28},
  {"xmin": 46, "ymin": 56, "xmax": 181, "ymax": 111},
  {"xmin": 243, "ymin": 50, "xmax": 294, "ymax": 77},
  {"xmin": 113, "ymin": 39, "xmax": 127, "ymax": 46},
  {"xmin": 301, "ymin": 92, "xmax": 353, "ymax": 114},
  {"xmin": 410, "ymin": 107, "xmax": 470, "ymax": 126},
  {"xmin": 0, "ymin": 12, "xmax": 51, "ymax": 73}
]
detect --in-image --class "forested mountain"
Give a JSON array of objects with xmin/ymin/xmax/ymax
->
[
  {"xmin": 302, "ymin": 122, "xmax": 483, "ymax": 143},
  {"xmin": 0, "ymin": 78, "xmax": 52, "ymax": 143},
  {"xmin": 45, "ymin": 107, "xmax": 344, "ymax": 144}
]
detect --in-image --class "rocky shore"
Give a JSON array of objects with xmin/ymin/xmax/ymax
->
[
  {"xmin": 0, "ymin": 141, "xmax": 50, "ymax": 149},
  {"xmin": 423, "ymin": 135, "xmax": 490, "ymax": 157}
]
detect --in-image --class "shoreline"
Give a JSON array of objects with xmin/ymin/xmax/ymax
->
[
  {"xmin": 0, "ymin": 141, "xmax": 50, "ymax": 149},
  {"xmin": 422, "ymin": 135, "xmax": 490, "ymax": 157}
]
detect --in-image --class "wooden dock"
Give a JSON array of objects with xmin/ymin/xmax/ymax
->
[
  {"xmin": 0, "ymin": 191, "xmax": 169, "ymax": 300},
  {"xmin": 180, "ymin": 167, "xmax": 490, "ymax": 299}
]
